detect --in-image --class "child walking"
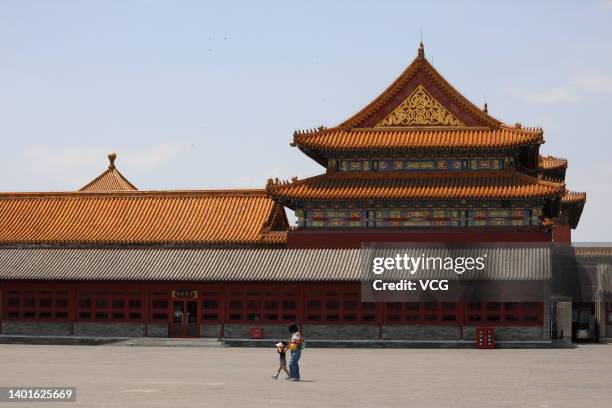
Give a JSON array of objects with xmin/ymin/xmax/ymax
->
[{"xmin": 272, "ymin": 341, "xmax": 290, "ymax": 379}]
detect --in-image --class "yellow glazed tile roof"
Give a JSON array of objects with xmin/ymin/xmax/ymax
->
[
  {"xmin": 293, "ymin": 126, "xmax": 543, "ymax": 152},
  {"xmin": 539, "ymin": 155, "xmax": 568, "ymax": 171},
  {"xmin": 0, "ymin": 189, "xmax": 287, "ymax": 245},
  {"xmin": 268, "ymin": 172, "xmax": 565, "ymax": 201},
  {"xmin": 79, "ymin": 153, "xmax": 137, "ymax": 192}
]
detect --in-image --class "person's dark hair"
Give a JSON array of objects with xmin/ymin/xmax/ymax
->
[
  {"xmin": 282, "ymin": 341, "xmax": 288, "ymax": 346},
  {"xmin": 288, "ymin": 323, "xmax": 299, "ymax": 333}
]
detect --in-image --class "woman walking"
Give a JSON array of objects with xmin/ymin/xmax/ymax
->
[{"xmin": 287, "ymin": 323, "xmax": 303, "ymax": 382}]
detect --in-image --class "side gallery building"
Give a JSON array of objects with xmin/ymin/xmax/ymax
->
[{"xmin": 1, "ymin": 44, "xmax": 604, "ymax": 344}]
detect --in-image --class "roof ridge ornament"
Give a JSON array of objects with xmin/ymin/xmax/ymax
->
[
  {"xmin": 108, "ymin": 152, "xmax": 117, "ymax": 169},
  {"xmin": 78, "ymin": 152, "xmax": 137, "ymax": 192},
  {"xmin": 418, "ymin": 41, "xmax": 425, "ymax": 59}
]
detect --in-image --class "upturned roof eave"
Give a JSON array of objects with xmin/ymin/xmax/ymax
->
[
  {"xmin": 292, "ymin": 126, "xmax": 544, "ymax": 154},
  {"xmin": 268, "ymin": 173, "xmax": 565, "ymax": 204}
]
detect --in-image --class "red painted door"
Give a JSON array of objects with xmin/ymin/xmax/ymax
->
[{"xmin": 171, "ymin": 300, "xmax": 199, "ymax": 338}]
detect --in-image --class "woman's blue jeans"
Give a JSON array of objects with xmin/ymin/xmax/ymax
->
[{"xmin": 289, "ymin": 349, "xmax": 301, "ymax": 379}]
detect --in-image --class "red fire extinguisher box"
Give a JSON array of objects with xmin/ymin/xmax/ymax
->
[
  {"xmin": 249, "ymin": 328, "xmax": 264, "ymax": 339},
  {"xmin": 476, "ymin": 327, "xmax": 495, "ymax": 349}
]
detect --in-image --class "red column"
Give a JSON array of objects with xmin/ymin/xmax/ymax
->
[
  {"xmin": 458, "ymin": 300, "xmax": 465, "ymax": 340},
  {"xmin": 70, "ymin": 283, "xmax": 76, "ymax": 336},
  {"xmin": 298, "ymin": 283, "xmax": 305, "ymax": 328},
  {"xmin": 376, "ymin": 302, "xmax": 384, "ymax": 340},
  {"xmin": 220, "ymin": 285, "xmax": 227, "ymax": 338},
  {"xmin": 0, "ymin": 280, "xmax": 3, "ymax": 335},
  {"xmin": 144, "ymin": 282, "xmax": 150, "ymax": 337}
]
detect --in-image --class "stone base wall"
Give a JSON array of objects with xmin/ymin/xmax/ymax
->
[
  {"xmin": 73, "ymin": 322, "xmax": 145, "ymax": 337},
  {"xmin": 383, "ymin": 325, "xmax": 459, "ymax": 340},
  {"xmin": 0, "ymin": 320, "xmax": 549, "ymax": 342},
  {"xmin": 303, "ymin": 325, "xmax": 379, "ymax": 340},
  {"xmin": 2, "ymin": 321, "xmax": 72, "ymax": 336},
  {"xmin": 223, "ymin": 324, "xmax": 288, "ymax": 339},
  {"xmin": 147, "ymin": 323, "xmax": 168, "ymax": 338},
  {"xmin": 201, "ymin": 324, "xmax": 221, "ymax": 338},
  {"xmin": 463, "ymin": 326, "xmax": 544, "ymax": 341}
]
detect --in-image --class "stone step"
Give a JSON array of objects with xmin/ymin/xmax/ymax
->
[
  {"xmin": 0, "ymin": 335, "xmax": 225, "ymax": 347},
  {"xmin": 223, "ymin": 338, "xmax": 557, "ymax": 349},
  {"xmin": 107, "ymin": 337, "xmax": 225, "ymax": 347}
]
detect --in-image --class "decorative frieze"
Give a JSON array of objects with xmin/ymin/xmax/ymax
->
[
  {"xmin": 375, "ymin": 85, "xmax": 464, "ymax": 127},
  {"xmin": 296, "ymin": 207, "xmax": 541, "ymax": 228},
  {"xmin": 337, "ymin": 158, "xmax": 508, "ymax": 172}
]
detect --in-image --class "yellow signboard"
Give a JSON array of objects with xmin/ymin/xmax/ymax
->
[{"xmin": 172, "ymin": 290, "xmax": 198, "ymax": 299}]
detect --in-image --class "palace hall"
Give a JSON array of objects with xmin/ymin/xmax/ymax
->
[{"xmin": 2, "ymin": 44, "xmax": 608, "ymax": 344}]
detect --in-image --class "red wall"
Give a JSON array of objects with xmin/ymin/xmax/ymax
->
[
  {"xmin": 551, "ymin": 225, "xmax": 572, "ymax": 242},
  {"xmin": 0, "ymin": 281, "xmax": 547, "ymax": 334},
  {"xmin": 288, "ymin": 228, "xmax": 551, "ymax": 249}
]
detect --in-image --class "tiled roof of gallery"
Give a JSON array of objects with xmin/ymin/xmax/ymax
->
[
  {"xmin": 0, "ymin": 247, "xmax": 552, "ymax": 281},
  {"xmin": 0, "ymin": 189, "xmax": 287, "ymax": 245},
  {"xmin": 0, "ymin": 153, "xmax": 289, "ymax": 246}
]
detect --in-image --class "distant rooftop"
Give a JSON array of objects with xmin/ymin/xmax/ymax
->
[{"xmin": 79, "ymin": 153, "xmax": 137, "ymax": 192}]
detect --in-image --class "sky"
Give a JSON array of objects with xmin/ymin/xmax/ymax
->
[{"xmin": 0, "ymin": 1, "xmax": 611, "ymax": 241}]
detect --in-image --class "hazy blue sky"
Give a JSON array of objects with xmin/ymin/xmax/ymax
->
[{"xmin": 1, "ymin": 1, "xmax": 611, "ymax": 241}]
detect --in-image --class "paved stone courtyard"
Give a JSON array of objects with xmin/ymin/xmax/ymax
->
[{"xmin": 1, "ymin": 344, "xmax": 611, "ymax": 408}]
